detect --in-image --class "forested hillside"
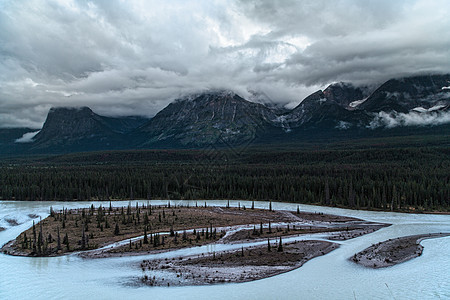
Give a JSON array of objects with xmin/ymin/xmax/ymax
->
[{"xmin": 1, "ymin": 139, "xmax": 448, "ymax": 212}]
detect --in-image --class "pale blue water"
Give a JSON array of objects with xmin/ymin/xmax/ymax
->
[{"xmin": 0, "ymin": 200, "xmax": 449, "ymax": 300}]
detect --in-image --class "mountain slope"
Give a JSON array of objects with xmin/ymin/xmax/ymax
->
[
  {"xmin": 322, "ymin": 82, "xmax": 369, "ymax": 108},
  {"xmin": 138, "ymin": 91, "xmax": 279, "ymax": 147},
  {"xmin": 1, "ymin": 73, "xmax": 449, "ymax": 155},
  {"xmin": 275, "ymin": 86, "xmax": 370, "ymax": 131},
  {"xmin": 359, "ymin": 74, "xmax": 450, "ymax": 113},
  {"xmin": 30, "ymin": 107, "xmax": 149, "ymax": 153}
]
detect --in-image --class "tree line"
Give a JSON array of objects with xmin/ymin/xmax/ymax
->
[{"xmin": 0, "ymin": 147, "xmax": 448, "ymax": 212}]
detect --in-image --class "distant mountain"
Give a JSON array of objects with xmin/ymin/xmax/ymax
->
[
  {"xmin": 138, "ymin": 91, "xmax": 279, "ymax": 147},
  {"xmin": 30, "ymin": 107, "xmax": 149, "ymax": 153},
  {"xmin": 1, "ymin": 73, "xmax": 449, "ymax": 155},
  {"xmin": 273, "ymin": 83, "xmax": 370, "ymax": 131},
  {"xmin": 322, "ymin": 82, "xmax": 369, "ymax": 108},
  {"xmin": 359, "ymin": 74, "xmax": 450, "ymax": 113}
]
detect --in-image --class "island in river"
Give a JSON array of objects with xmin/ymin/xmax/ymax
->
[
  {"xmin": 351, "ymin": 233, "xmax": 450, "ymax": 268},
  {"xmin": 5, "ymin": 201, "xmax": 428, "ymax": 285}
]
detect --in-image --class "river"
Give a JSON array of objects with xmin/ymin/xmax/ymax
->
[{"xmin": 0, "ymin": 200, "xmax": 449, "ymax": 299}]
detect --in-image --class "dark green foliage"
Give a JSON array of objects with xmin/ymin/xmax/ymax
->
[
  {"xmin": 22, "ymin": 233, "xmax": 28, "ymax": 249},
  {"xmin": 63, "ymin": 233, "xmax": 69, "ymax": 250},
  {"xmin": 143, "ymin": 227, "xmax": 148, "ymax": 244},
  {"xmin": 0, "ymin": 145, "xmax": 448, "ymax": 212},
  {"xmin": 277, "ymin": 237, "xmax": 283, "ymax": 252},
  {"xmin": 114, "ymin": 223, "xmax": 120, "ymax": 235},
  {"xmin": 57, "ymin": 227, "xmax": 61, "ymax": 251}
]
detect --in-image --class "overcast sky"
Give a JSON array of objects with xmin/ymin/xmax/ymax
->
[{"xmin": 1, "ymin": 0, "xmax": 449, "ymax": 128}]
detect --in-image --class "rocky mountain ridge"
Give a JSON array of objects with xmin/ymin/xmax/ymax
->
[{"xmin": 2, "ymin": 74, "xmax": 449, "ymax": 154}]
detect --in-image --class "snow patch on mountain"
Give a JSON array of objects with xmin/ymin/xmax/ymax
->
[
  {"xmin": 412, "ymin": 105, "xmax": 446, "ymax": 113},
  {"xmin": 349, "ymin": 98, "xmax": 368, "ymax": 108}
]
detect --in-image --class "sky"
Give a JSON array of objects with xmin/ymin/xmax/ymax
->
[{"xmin": 0, "ymin": 0, "xmax": 449, "ymax": 129}]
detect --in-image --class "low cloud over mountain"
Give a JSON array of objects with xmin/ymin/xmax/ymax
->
[{"xmin": 1, "ymin": 0, "xmax": 449, "ymax": 128}]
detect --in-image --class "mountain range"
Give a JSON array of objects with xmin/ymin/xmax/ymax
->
[{"xmin": 1, "ymin": 74, "xmax": 449, "ymax": 155}]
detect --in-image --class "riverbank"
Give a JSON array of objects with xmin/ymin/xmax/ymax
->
[{"xmin": 351, "ymin": 233, "xmax": 450, "ymax": 268}]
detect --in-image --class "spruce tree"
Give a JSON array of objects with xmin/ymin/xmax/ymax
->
[
  {"xmin": 22, "ymin": 233, "xmax": 28, "ymax": 249},
  {"xmin": 277, "ymin": 236, "xmax": 283, "ymax": 252},
  {"xmin": 81, "ymin": 225, "xmax": 86, "ymax": 249},
  {"xmin": 64, "ymin": 233, "xmax": 69, "ymax": 250},
  {"xmin": 114, "ymin": 223, "xmax": 120, "ymax": 235},
  {"xmin": 57, "ymin": 227, "xmax": 61, "ymax": 251},
  {"xmin": 143, "ymin": 227, "xmax": 148, "ymax": 244}
]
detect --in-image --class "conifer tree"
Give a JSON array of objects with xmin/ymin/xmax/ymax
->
[
  {"xmin": 81, "ymin": 225, "xmax": 86, "ymax": 249},
  {"xmin": 57, "ymin": 226, "xmax": 61, "ymax": 251},
  {"xmin": 32, "ymin": 220, "xmax": 36, "ymax": 245},
  {"xmin": 144, "ymin": 227, "xmax": 148, "ymax": 244},
  {"xmin": 64, "ymin": 233, "xmax": 69, "ymax": 250},
  {"xmin": 22, "ymin": 233, "xmax": 28, "ymax": 249},
  {"xmin": 277, "ymin": 236, "xmax": 283, "ymax": 252},
  {"xmin": 114, "ymin": 223, "xmax": 120, "ymax": 235}
]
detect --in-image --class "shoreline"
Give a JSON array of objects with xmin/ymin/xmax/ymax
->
[
  {"xmin": 351, "ymin": 233, "xmax": 450, "ymax": 268},
  {"xmin": 1, "ymin": 199, "xmax": 448, "ymax": 215}
]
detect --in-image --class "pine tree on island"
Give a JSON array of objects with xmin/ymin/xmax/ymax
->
[
  {"xmin": 277, "ymin": 236, "xmax": 283, "ymax": 252},
  {"xmin": 144, "ymin": 227, "xmax": 149, "ymax": 244}
]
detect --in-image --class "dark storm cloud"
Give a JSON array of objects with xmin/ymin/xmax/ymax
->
[{"xmin": 0, "ymin": 0, "xmax": 449, "ymax": 128}]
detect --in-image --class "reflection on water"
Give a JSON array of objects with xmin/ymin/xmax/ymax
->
[{"xmin": 0, "ymin": 200, "xmax": 449, "ymax": 300}]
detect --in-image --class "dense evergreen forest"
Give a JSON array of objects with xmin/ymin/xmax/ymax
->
[{"xmin": 1, "ymin": 141, "xmax": 449, "ymax": 212}]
